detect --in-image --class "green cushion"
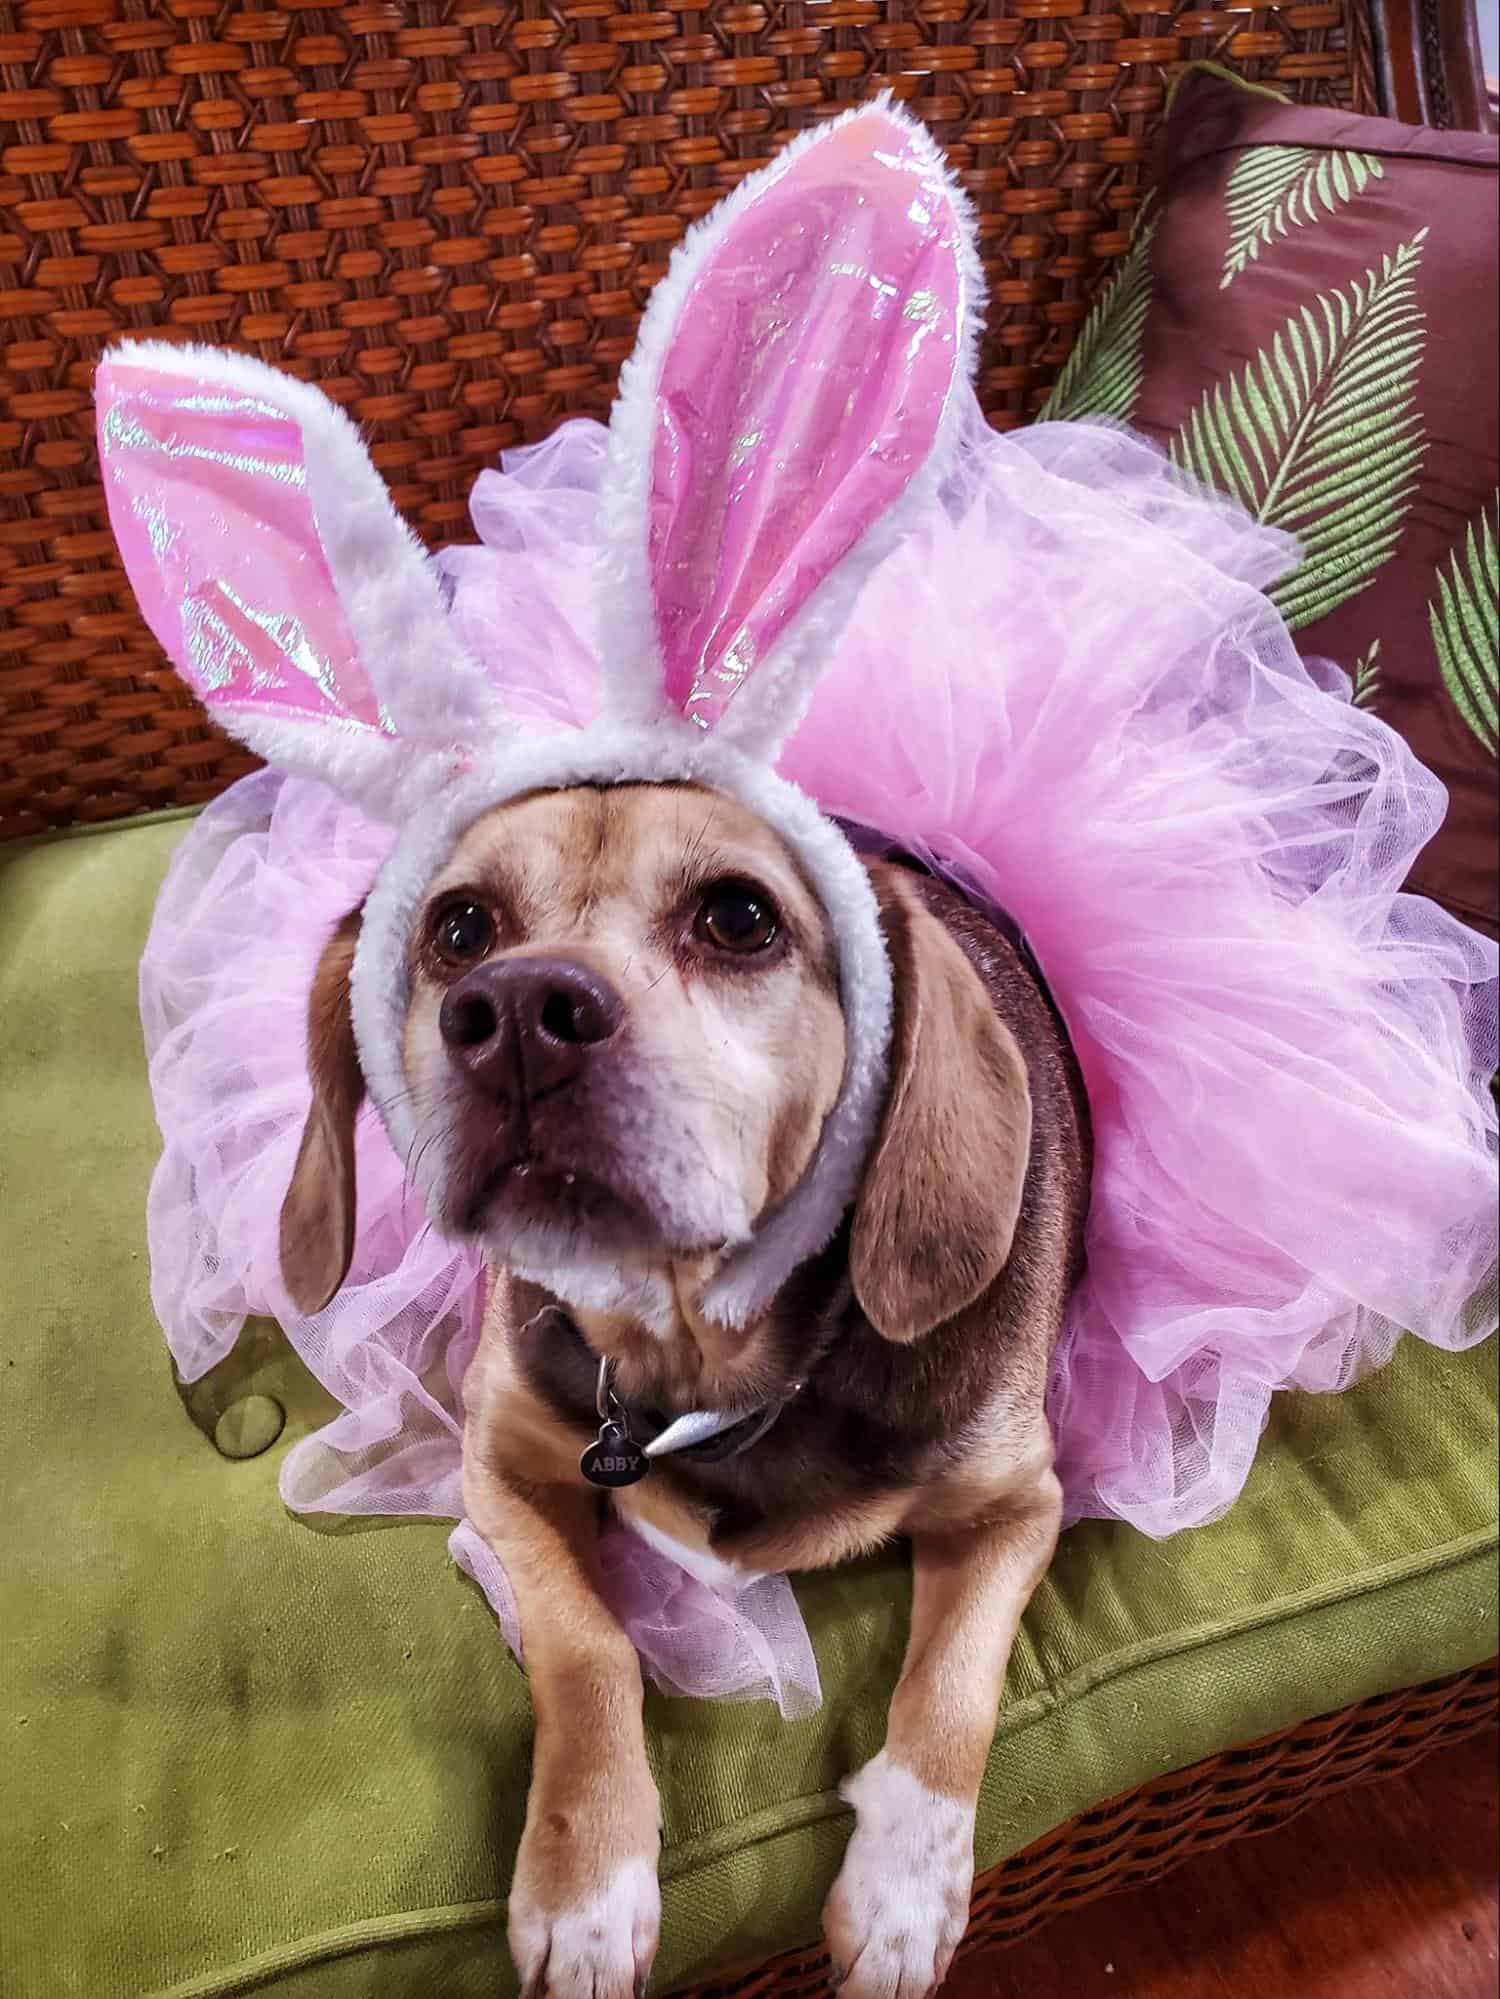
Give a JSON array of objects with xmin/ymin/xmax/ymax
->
[{"xmin": 2, "ymin": 809, "xmax": 1495, "ymax": 1999}]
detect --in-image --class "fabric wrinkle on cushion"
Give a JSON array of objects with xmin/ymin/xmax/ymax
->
[{"xmin": 141, "ymin": 404, "xmax": 1496, "ymax": 1706}]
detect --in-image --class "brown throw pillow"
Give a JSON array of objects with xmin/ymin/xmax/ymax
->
[{"xmin": 1044, "ymin": 65, "xmax": 1498, "ymax": 939}]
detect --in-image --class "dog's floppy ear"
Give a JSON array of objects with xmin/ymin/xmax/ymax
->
[
  {"xmin": 280, "ymin": 905, "xmax": 366, "ymax": 1314},
  {"xmin": 851, "ymin": 869, "xmax": 1033, "ymax": 1342}
]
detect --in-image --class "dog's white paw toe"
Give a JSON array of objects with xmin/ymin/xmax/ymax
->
[
  {"xmin": 823, "ymin": 1754, "xmax": 974, "ymax": 1999},
  {"xmin": 509, "ymin": 1857, "xmax": 660, "ymax": 1999}
]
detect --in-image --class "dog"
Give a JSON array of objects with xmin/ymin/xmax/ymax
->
[{"xmin": 279, "ymin": 780, "xmax": 1091, "ymax": 1999}]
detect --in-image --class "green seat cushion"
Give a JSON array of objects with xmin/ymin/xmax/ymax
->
[{"xmin": 2, "ymin": 809, "xmax": 1495, "ymax": 1999}]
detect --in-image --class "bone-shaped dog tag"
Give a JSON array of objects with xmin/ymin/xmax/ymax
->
[{"xmin": 580, "ymin": 1419, "xmax": 648, "ymax": 1489}]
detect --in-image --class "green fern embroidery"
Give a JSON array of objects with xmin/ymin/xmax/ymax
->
[
  {"xmin": 1221, "ymin": 146, "xmax": 1384, "ymax": 288},
  {"xmin": 1350, "ymin": 639, "xmax": 1382, "ymax": 710},
  {"xmin": 1171, "ymin": 231, "xmax": 1428, "ymax": 631},
  {"xmin": 1429, "ymin": 495, "xmax": 1498, "ymax": 755},
  {"xmin": 1040, "ymin": 214, "xmax": 1157, "ymax": 424}
]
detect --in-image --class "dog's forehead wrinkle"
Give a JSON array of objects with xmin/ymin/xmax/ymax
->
[{"xmin": 563, "ymin": 785, "xmax": 612, "ymax": 920}]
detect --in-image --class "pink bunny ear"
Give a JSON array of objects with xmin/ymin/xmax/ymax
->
[
  {"xmin": 597, "ymin": 101, "xmax": 978, "ymax": 755},
  {"xmin": 97, "ymin": 343, "xmax": 499, "ymax": 812}
]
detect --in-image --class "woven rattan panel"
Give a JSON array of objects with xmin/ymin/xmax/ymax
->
[
  {"xmin": 678, "ymin": 1657, "xmax": 1500, "ymax": 1998},
  {"xmin": 0, "ymin": 1, "xmax": 1377, "ymax": 835}
]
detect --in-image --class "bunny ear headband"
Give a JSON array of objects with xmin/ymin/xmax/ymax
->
[{"xmin": 96, "ymin": 100, "xmax": 980, "ymax": 1330}]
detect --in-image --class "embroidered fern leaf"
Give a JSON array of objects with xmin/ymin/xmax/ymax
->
[
  {"xmin": 1171, "ymin": 232, "xmax": 1428, "ymax": 631},
  {"xmin": 1350, "ymin": 639, "xmax": 1382, "ymax": 710},
  {"xmin": 1041, "ymin": 216, "xmax": 1158, "ymax": 425},
  {"xmin": 1221, "ymin": 145, "xmax": 1384, "ymax": 288},
  {"xmin": 1430, "ymin": 495, "xmax": 1498, "ymax": 755}
]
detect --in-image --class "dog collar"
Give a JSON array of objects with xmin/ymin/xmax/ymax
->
[{"xmin": 580, "ymin": 1352, "xmax": 806, "ymax": 1489}]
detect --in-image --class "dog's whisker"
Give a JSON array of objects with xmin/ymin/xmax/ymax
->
[{"xmin": 404, "ymin": 1118, "xmax": 457, "ymax": 1202}]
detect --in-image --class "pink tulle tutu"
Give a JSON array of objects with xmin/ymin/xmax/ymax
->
[{"xmin": 142, "ymin": 406, "xmax": 1499, "ymax": 1707}]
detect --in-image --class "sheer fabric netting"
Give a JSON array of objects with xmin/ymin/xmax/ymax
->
[{"xmin": 141, "ymin": 408, "xmax": 1499, "ymax": 1704}]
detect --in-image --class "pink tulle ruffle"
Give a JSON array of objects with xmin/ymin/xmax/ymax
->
[{"xmin": 141, "ymin": 407, "xmax": 1498, "ymax": 1707}]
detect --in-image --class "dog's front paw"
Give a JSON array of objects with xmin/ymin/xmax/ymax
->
[
  {"xmin": 823, "ymin": 1753, "xmax": 974, "ymax": 1999},
  {"xmin": 508, "ymin": 1833, "xmax": 660, "ymax": 1999}
]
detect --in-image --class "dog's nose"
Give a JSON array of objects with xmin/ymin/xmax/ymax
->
[{"xmin": 438, "ymin": 956, "xmax": 623, "ymax": 1100}]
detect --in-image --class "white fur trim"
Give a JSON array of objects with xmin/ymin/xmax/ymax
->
[
  {"xmin": 178, "ymin": 710, "xmax": 409, "ymax": 819},
  {"xmin": 98, "ymin": 340, "xmax": 505, "ymax": 814},
  {"xmin": 351, "ymin": 720, "xmax": 893, "ymax": 1330},
  {"xmin": 593, "ymin": 97, "xmax": 984, "ymax": 763}
]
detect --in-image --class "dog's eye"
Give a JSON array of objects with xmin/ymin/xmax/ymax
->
[
  {"xmin": 695, "ymin": 880, "xmax": 779, "ymax": 955},
  {"xmin": 431, "ymin": 898, "xmax": 495, "ymax": 965}
]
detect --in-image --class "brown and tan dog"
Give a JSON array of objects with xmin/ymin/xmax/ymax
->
[{"xmin": 281, "ymin": 781, "xmax": 1090, "ymax": 1999}]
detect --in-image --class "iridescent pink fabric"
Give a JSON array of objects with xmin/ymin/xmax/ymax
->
[
  {"xmin": 96, "ymin": 362, "xmax": 389, "ymax": 735},
  {"xmin": 648, "ymin": 115, "xmax": 965, "ymax": 728},
  {"xmin": 142, "ymin": 408, "xmax": 1498, "ymax": 1708}
]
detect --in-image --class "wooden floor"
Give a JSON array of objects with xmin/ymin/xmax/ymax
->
[{"xmin": 946, "ymin": 1729, "xmax": 1499, "ymax": 1999}]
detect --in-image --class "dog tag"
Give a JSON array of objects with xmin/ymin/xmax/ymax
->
[{"xmin": 580, "ymin": 1419, "xmax": 648, "ymax": 1489}]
